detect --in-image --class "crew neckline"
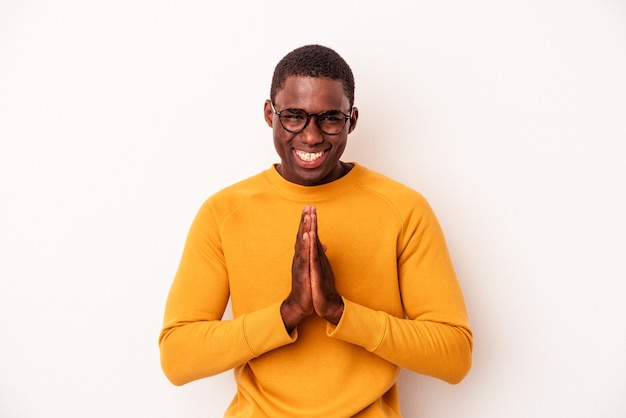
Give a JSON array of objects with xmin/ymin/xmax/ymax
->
[{"xmin": 264, "ymin": 162, "xmax": 365, "ymax": 201}]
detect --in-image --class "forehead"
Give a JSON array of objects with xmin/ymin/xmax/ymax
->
[{"xmin": 275, "ymin": 76, "xmax": 349, "ymax": 111}]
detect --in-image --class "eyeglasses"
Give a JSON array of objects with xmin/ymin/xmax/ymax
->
[{"xmin": 271, "ymin": 102, "xmax": 353, "ymax": 135}]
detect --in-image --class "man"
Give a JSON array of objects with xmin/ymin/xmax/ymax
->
[{"xmin": 159, "ymin": 44, "xmax": 472, "ymax": 417}]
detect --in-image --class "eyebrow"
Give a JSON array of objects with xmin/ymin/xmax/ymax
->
[{"xmin": 282, "ymin": 108, "xmax": 346, "ymax": 114}]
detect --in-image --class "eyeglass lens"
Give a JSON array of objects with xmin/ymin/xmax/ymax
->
[{"xmin": 279, "ymin": 109, "xmax": 349, "ymax": 135}]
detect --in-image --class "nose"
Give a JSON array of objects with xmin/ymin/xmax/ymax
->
[{"xmin": 299, "ymin": 115, "xmax": 324, "ymax": 145}]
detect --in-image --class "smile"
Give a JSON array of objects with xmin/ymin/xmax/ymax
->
[{"xmin": 295, "ymin": 150, "xmax": 324, "ymax": 162}]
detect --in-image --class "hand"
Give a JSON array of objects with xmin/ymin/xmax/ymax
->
[
  {"xmin": 308, "ymin": 207, "xmax": 344, "ymax": 324},
  {"xmin": 281, "ymin": 206, "xmax": 314, "ymax": 330},
  {"xmin": 281, "ymin": 206, "xmax": 344, "ymax": 331}
]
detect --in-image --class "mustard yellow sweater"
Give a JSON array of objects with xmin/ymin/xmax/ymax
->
[{"xmin": 159, "ymin": 163, "xmax": 472, "ymax": 417}]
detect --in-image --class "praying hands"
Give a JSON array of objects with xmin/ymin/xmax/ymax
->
[{"xmin": 280, "ymin": 205, "xmax": 344, "ymax": 331}]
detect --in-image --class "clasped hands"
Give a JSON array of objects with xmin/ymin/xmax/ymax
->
[{"xmin": 281, "ymin": 205, "xmax": 344, "ymax": 331}]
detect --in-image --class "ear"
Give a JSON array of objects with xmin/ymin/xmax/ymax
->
[
  {"xmin": 347, "ymin": 106, "xmax": 358, "ymax": 133},
  {"xmin": 264, "ymin": 100, "xmax": 274, "ymax": 128}
]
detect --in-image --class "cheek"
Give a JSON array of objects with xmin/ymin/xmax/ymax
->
[
  {"xmin": 273, "ymin": 131, "xmax": 291, "ymax": 155},
  {"xmin": 332, "ymin": 137, "xmax": 348, "ymax": 153}
]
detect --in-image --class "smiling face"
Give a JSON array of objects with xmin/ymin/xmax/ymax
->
[{"xmin": 264, "ymin": 76, "xmax": 358, "ymax": 186}]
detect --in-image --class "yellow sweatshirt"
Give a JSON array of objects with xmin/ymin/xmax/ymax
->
[{"xmin": 159, "ymin": 163, "xmax": 472, "ymax": 417}]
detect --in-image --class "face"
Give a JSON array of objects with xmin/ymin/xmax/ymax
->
[{"xmin": 264, "ymin": 76, "xmax": 358, "ymax": 186}]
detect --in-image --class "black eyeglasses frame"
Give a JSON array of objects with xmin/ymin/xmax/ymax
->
[{"xmin": 270, "ymin": 102, "xmax": 353, "ymax": 135}]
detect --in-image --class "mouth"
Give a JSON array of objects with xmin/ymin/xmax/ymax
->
[{"xmin": 295, "ymin": 149, "xmax": 325, "ymax": 162}]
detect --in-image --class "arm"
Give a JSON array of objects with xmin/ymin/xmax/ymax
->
[
  {"xmin": 328, "ymin": 201, "xmax": 473, "ymax": 384},
  {"xmin": 159, "ymin": 201, "xmax": 295, "ymax": 386},
  {"xmin": 328, "ymin": 299, "xmax": 472, "ymax": 384}
]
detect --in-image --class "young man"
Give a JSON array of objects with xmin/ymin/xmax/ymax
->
[{"xmin": 159, "ymin": 45, "xmax": 472, "ymax": 417}]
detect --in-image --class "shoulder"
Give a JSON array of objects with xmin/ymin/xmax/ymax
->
[
  {"xmin": 355, "ymin": 165, "xmax": 430, "ymax": 210},
  {"xmin": 355, "ymin": 166, "xmax": 445, "ymax": 245},
  {"xmin": 198, "ymin": 170, "xmax": 273, "ymax": 220},
  {"xmin": 213, "ymin": 171, "xmax": 270, "ymax": 199}
]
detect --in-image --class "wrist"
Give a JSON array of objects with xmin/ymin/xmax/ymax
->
[
  {"xmin": 280, "ymin": 299, "xmax": 306, "ymax": 332},
  {"xmin": 322, "ymin": 298, "xmax": 344, "ymax": 326}
]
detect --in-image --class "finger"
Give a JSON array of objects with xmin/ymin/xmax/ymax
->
[
  {"xmin": 311, "ymin": 224, "xmax": 326, "ymax": 257},
  {"xmin": 309, "ymin": 230, "xmax": 317, "ymax": 264},
  {"xmin": 295, "ymin": 206, "xmax": 309, "ymax": 249},
  {"xmin": 309, "ymin": 206, "xmax": 317, "ymax": 234},
  {"xmin": 303, "ymin": 205, "xmax": 315, "ymax": 236},
  {"xmin": 309, "ymin": 208, "xmax": 327, "ymax": 265},
  {"xmin": 310, "ymin": 207, "xmax": 325, "ymax": 248}
]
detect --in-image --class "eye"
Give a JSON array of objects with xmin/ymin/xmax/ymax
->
[
  {"xmin": 319, "ymin": 112, "xmax": 343, "ymax": 123},
  {"xmin": 283, "ymin": 110, "xmax": 306, "ymax": 120}
]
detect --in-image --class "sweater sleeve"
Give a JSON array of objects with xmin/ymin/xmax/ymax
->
[
  {"xmin": 327, "ymin": 197, "xmax": 473, "ymax": 384},
  {"xmin": 159, "ymin": 200, "xmax": 296, "ymax": 386}
]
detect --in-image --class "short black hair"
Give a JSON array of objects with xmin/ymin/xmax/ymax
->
[{"xmin": 270, "ymin": 44, "xmax": 355, "ymax": 107}]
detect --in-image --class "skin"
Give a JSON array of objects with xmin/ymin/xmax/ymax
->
[
  {"xmin": 264, "ymin": 76, "xmax": 358, "ymax": 187},
  {"xmin": 263, "ymin": 76, "xmax": 359, "ymax": 330},
  {"xmin": 281, "ymin": 205, "xmax": 344, "ymax": 331}
]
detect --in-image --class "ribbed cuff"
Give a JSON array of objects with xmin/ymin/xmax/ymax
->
[
  {"xmin": 242, "ymin": 301, "xmax": 297, "ymax": 357},
  {"xmin": 326, "ymin": 298, "xmax": 388, "ymax": 352}
]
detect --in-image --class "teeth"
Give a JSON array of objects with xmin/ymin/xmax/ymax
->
[{"xmin": 295, "ymin": 150, "xmax": 324, "ymax": 162}]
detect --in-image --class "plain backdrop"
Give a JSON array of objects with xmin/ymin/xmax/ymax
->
[{"xmin": 1, "ymin": 1, "xmax": 625, "ymax": 417}]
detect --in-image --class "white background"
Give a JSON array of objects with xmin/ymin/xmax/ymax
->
[{"xmin": 1, "ymin": 1, "xmax": 625, "ymax": 417}]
